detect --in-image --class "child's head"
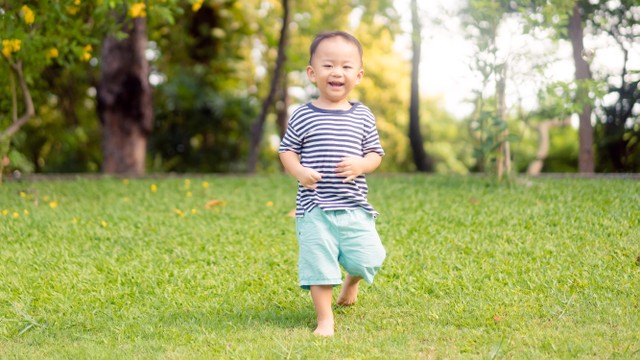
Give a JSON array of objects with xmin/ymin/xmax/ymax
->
[
  {"xmin": 309, "ymin": 31, "xmax": 363, "ymax": 66},
  {"xmin": 306, "ymin": 31, "xmax": 364, "ymax": 107}
]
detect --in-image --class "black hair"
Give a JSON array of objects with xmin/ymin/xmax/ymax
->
[{"xmin": 309, "ymin": 31, "xmax": 363, "ymax": 65}]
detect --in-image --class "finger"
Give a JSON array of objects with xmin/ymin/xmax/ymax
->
[{"xmin": 342, "ymin": 176, "xmax": 355, "ymax": 183}]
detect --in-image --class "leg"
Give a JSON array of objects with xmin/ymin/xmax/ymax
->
[
  {"xmin": 337, "ymin": 210, "xmax": 386, "ymax": 305},
  {"xmin": 310, "ymin": 285, "xmax": 334, "ymax": 336},
  {"xmin": 337, "ymin": 274, "xmax": 362, "ymax": 306}
]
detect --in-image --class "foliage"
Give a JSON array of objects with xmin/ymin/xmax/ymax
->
[
  {"xmin": 420, "ymin": 97, "xmax": 475, "ymax": 175},
  {"xmin": 19, "ymin": 64, "xmax": 103, "ymax": 173},
  {"xmin": 589, "ymin": 1, "xmax": 640, "ymax": 172},
  {"xmin": 512, "ymin": 0, "xmax": 640, "ymax": 172},
  {"xmin": 459, "ymin": 0, "xmax": 513, "ymax": 176},
  {"xmin": 1, "ymin": 175, "xmax": 639, "ymax": 357},
  {"xmin": 2, "ymin": 0, "xmax": 636, "ymax": 176},
  {"xmin": 2, "ymin": 0, "xmax": 413, "ymax": 175},
  {"xmin": 1, "ymin": 1, "xmax": 113, "ymax": 176},
  {"xmin": 353, "ymin": 23, "xmax": 413, "ymax": 172},
  {"xmin": 471, "ymin": 109, "xmax": 519, "ymax": 172},
  {"xmin": 147, "ymin": 0, "xmax": 269, "ymax": 173},
  {"xmin": 544, "ymin": 126, "xmax": 580, "ymax": 172},
  {"xmin": 0, "ymin": 0, "xmax": 184, "ymax": 178},
  {"xmin": 150, "ymin": 69, "xmax": 257, "ymax": 172}
]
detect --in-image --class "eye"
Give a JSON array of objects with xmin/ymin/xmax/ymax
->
[
  {"xmin": 323, "ymin": 64, "xmax": 333, "ymax": 69},
  {"xmin": 343, "ymin": 66, "xmax": 352, "ymax": 70}
]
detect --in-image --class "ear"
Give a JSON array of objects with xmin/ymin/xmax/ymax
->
[
  {"xmin": 355, "ymin": 68, "xmax": 364, "ymax": 84},
  {"xmin": 306, "ymin": 65, "xmax": 317, "ymax": 83}
]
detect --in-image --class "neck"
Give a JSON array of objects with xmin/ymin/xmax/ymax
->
[{"xmin": 312, "ymin": 99, "xmax": 352, "ymax": 110}]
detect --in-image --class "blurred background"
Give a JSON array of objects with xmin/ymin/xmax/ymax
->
[{"xmin": 1, "ymin": 0, "xmax": 638, "ymax": 180}]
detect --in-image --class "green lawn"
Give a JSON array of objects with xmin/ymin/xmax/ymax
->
[{"xmin": 1, "ymin": 175, "xmax": 639, "ymax": 359}]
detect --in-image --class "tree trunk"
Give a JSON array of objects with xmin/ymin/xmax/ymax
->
[
  {"xmin": 496, "ymin": 63, "xmax": 510, "ymax": 180},
  {"xmin": 247, "ymin": 0, "xmax": 289, "ymax": 174},
  {"xmin": 97, "ymin": 16, "xmax": 152, "ymax": 175},
  {"xmin": 275, "ymin": 74, "xmax": 289, "ymax": 139},
  {"xmin": 527, "ymin": 117, "xmax": 571, "ymax": 175},
  {"xmin": 568, "ymin": 3, "xmax": 594, "ymax": 173},
  {"xmin": 409, "ymin": 0, "xmax": 433, "ymax": 172}
]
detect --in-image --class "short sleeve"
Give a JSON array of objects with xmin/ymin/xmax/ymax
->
[
  {"xmin": 278, "ymin": 121, "xmax": 302, "ymax": 154},
  {"xmin": 362, "ymin": 118, "xmax": 385, "ymax": 157}
]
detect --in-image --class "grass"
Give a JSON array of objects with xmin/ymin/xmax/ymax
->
[{"xmin": 0, "ymin": 174, "xmax": 639, "ymax": 359}]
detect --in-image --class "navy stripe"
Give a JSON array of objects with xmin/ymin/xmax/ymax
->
[{"xmin": 279, "ymin": 102, "xmax": 384, "ymax": 217}]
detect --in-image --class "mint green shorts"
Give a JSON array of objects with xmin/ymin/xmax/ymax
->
[{"xmin": 295, "ymin": 207, "xmax": 386, "ymax": 290}]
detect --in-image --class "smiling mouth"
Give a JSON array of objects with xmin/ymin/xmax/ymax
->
[{"xmin": 329, "ymin": 81, "xmax": 344, "ymax": 88}]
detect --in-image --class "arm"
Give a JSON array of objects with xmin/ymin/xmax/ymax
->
[
  {"xmin": 335, "ymin": 152, "xmax": 382, "ymax": 183},
  {"xmin": 279, "ymin": 151, "xmax": 322, "ymax": 190}
]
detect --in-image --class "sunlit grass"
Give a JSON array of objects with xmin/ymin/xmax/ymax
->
[{"xmin": 1, "ymin": 174, "xmax": 639, "ymax": 358}]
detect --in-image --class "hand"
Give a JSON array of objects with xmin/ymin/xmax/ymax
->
[
  {"xmin": 296, "ymin": 167, "xmax": 322, "ymax": 190},
  {"xmin": 335, "ymin": 157, "xmax": 365, "ymax": 183}
]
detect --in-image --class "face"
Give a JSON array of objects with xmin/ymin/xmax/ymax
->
[{"xmin": 306, "ymin": 36, "xmax": 364, "ymax": 109}]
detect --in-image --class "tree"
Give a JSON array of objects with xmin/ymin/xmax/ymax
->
[
  {"xmin": 408, "ymin": 0, "xmax": 434, "ymax": 172},
  {"xmin": 513, "ymin": 0, "xmax": 639, "ymax": 172},
  {"xmin": 0, "ymin": 1, "xmax": 187, "ymax": 179},
  {"xmin": 0, "ymin": 61, "xmax": 35, "ymax": 182},
  {"xmin": 247, "ymin": 0, "xmax": 289, "ymax": 174},
  {"xmin": 461, "ymin": 0, "xmax": 514, "ymax": 179},
  {"xmin": 567, "ymin": 2, "xmax": 595, "ymax": 173},
  {"xmin": 98, "ymin": 9, "xmax": 152, "ymax": 175},
  {"xmin": 589, "ymin": 1, "xmax": 640, "ymax": 172},
  {"xmin": 0, "ymin": 2, "xmax": 118, "ymax": 181}
]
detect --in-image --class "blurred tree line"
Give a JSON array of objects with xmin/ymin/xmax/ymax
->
[{"xmin": 1, "ymin": 0, "xmax": 638, "ymax": 180}]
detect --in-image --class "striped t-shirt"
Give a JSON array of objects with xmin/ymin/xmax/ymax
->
[{"xmin": 278, "ymin": 102, "xmax": 385, "ymax": 217}]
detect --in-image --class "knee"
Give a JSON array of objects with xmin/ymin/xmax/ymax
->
[{"xmin": 342, "ymin": 245, "xmax": 386, "ymax": 282}]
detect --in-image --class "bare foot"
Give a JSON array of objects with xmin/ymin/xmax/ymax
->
[
  {"xmin": 313, "ymin": 318, "xmax": 334, "ymax": 336},
  {"xmin": 337, "ymin": 274, "xmax": 362, "ymax": 306}
]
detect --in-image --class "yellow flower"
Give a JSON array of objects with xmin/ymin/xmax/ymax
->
[
  {"xmin": 23, "ymin": 209, "xmax": 29, "ymax": 215},
  {"xmin": 12, "ymin": 212, "xmax": 20, "ymax": 218},
  {"xmin": 186, "ymin": 191, "xmax": 193, "ymax": 198},
  {"xmin": 201, "ymin": 181, "xmax": 209, "ymax": 188},
  {"xmin": 66, "ymin": 6, "xmax": 79, "ymax": 15},
  {"xmin": 122, "ymin": 179, "xmax": 129, "ymax": 185},
  {"xmin": 191, "ymin": 208, "xmax": 197, "ymax": 215},
  {"xmin": 101, "ymin": 220, "xmax": 107, "ymax": 227},
  {"xmin": 184, "ymin": 179, "xmax": 191, "ymax": 189},
  {"xmin": 21, "ymin": 5, "xmax": 35, "ymax": 25},
  {"xmin": 19, "ymin": 191, "xmax": 26, "ymax": 198},
  {"xmin": 266, "ymin": 201, "xmax": 274, "ymax": 207},
  {"xmin": 150, "ymin": 184, "xmax": 157, "ymax": 193},
  {"xmin": 49, "ymin": 201, "xmax": 58, "ymax": 209},
  {"xmin": 192, "ymin": 0, "xmax": 204, "ymax": 12},
  {"xmin": 174, "ymin": 209, "xmax": 185, "ymax": 217},
  {"xmin": 2, "ymin": 209, "xmax": 8, "ymax": 216},
  {"xmin": 1, "ymin": 39, "xmax": 21, "ymax": 58},
  {"xmin": 47, "ymin": 47, "xmax": 59, "ymax": 59},
  {"xmin": 80, "ymin": 44, "xmax": 92, "ymax": 62},
  {"xmin": 74, "ymin": 0, "xmax": 81, "ymax": 5},
  {"xmin": 129, "ymin": 3, "xmax": 146, "ymax": 18}
]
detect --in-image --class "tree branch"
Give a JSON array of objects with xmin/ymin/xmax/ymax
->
[{"xmin": 1, "ymin": 61, "xmax": 36, "ymax": 139}]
